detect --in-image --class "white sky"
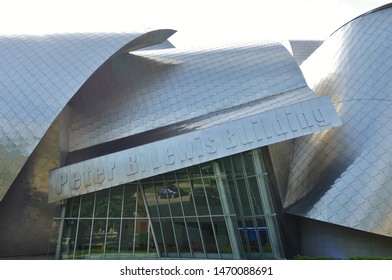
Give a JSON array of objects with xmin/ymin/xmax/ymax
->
[{"xmin": 0, "ymin": 0, "xmax": 390, "ymax": 47}]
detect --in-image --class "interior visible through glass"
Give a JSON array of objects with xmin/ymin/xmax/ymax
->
[{"xmin": 58, "ymin": 148, "xmax": 283, "ymax": 259}]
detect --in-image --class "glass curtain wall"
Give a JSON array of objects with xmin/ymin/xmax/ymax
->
[{"xmin": 57, "ymin": 148, "xmax": 284, "ymax": 259}]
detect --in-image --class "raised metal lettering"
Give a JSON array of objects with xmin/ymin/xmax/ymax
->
[
  {"xmin": 70, "ymin": 172, "xmax": 81, "ymax": 190},
  {"xmin": 56, "ymin": 172, "xmax": 67, "ymax": 195}
]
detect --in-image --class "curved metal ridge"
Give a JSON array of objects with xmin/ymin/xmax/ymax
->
[
  {"xmin": 66, "ymin": 41, "xmax": 314, "ymax": 152},
  {"xmin": 286, "ymin": 6, "xmax": 392, "ymax": 237},
  {"xmin": 329, "ymin": 2, "xmax": 392, "ymax": 37},
  {"xmin": 0, "ymin": 29, "xmax": 176, "ymax": 201}
]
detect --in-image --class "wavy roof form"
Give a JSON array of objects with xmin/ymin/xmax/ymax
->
[
  {"xmin": 48, "ymin": 40, "xmax": 341, "ymax": 202},
  {"xmin": 0, "ymin": 29, "xmax": 176, "ymax": 201},
  {"xmin": 286, "ymin": 5, "xmax": 392, "ymax": 237}
]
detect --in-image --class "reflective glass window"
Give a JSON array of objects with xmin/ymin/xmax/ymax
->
[
  {"xmin": 75, "ymin": 219, "xmax": 92, "ymax": 259},
  {"xmin": 79, "ymin": 193, "xmax": 94, "ymax": 217},
  {"xmin": 65, "ymin": 197, "xmax": 80, "ymax": 218},
  {"xmin": 105, "ymin": 219, "xmax": 120, "ymax": 258},
  {"xmin": 199, "ymin": 217, "xmax": 218, "ymax": 254},
  {"xmin": 151, "ymin": 219, "xmax": 165, "ymax": 255},
  {"xmin": 134, "ymin": 218, "xmax": 149, "ymax": 257},
  {"xmin": 243, "ymin": 151, "xmax": 256, "ymax": 176},
  {"xmin": 90, "ymin": 219, "xmax": 107, "ymax": 258},
  {"xmin": 186, "ymin": 218, "xmax": 204, "ymax": 257},
  {"xmin": 94, "ymin": 189, "xmax": 109, "ymax": 218},
  {"xmin": 172, "ymin": 218, "xmax": 191, "ymax": 257},
  {"xmin": 119, "ymin": 219, "xmax": 135, "ymax": 258},
  {"xmin": 212, "ymin": 217, "xmax": 233, "ymax": 259},
  {"xmin": 123, "ymin": 184, "xmax": 138, "ymax": 218},
  {"xmin": 60, "ymin": 148, "xmax": 282, "ymax": 260},
  {"xmin": 160, "ymin": 218, "xmax": 178, "ymax": 257},
  {"xmin": 61, "ymin": 219, "xmax": 77, "ymax": 259},
  {"xmin": 109, "ymin": 187, "xmax": 123, "ymax": 217}
]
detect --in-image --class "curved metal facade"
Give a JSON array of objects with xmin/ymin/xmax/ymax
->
[
  {"xmin": 67, "ymin": 42, "xmax": 318, "ymax": 151},
  {"xmin": 0, "ymin": 29, "xmax": 176, "ymax": 202},
  {"xmin": 0, "ymin": 30, "xmax": 176, "ymax": 258},
  {"xmin": 49, "ymin": 41, "xmax": 340, "ymax": 202},
  {"xmin": 286, "ymin": 6, "xmax": 392, "ymax": 237},
  {"xmin": 0, "ymin": 21, "xmax": 350, "ymax": 258}
]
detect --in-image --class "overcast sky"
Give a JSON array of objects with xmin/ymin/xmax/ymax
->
[{"xmin": 0, "ymin": 0, "xmax": 390, "ymax": 47}]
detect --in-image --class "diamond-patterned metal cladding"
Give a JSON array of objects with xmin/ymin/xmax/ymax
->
[
  {"xmin": 0, "ymin": 29, "xmax": 176, "ymax": 201},
  {"xmin": 285, "ymin": 5, "xmax": 392, "ymax": 237},
  {"xmin": 282, "ymin": 40, "xmax": 323, "ymax": 65},
  {"xmin": 66, "ymin": 41, "xmax": 319, "ymax": 152},
  {"xmin": 51, "ymin": 40, "xmax": 341, "ymax": 202}
]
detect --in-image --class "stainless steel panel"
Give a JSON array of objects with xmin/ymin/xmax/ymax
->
[
  {"xmin": 286, "ymin": 5, "xmax": 392, "ymax": 237},
  {"xmin": 282, "ymin": 40, "xmax": 323, "ymax": 65},
  {"xmin": 49, "ymin": 96, "xmax": 341, "ymax": 202},
  {"xmin": 66, "ymin": 42, "xmax": 313, "ymax": 152},
  {"xmin": 0, "ymin": 29, "xmax": 176, "ymax": 201}
]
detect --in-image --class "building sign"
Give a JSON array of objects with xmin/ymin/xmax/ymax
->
[{"xmin": 48, "ymin": 96, "xmax": 341, "ymax": 202}]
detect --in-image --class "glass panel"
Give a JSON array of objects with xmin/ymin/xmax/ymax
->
[
  {"xmin": 120, "ymin": 219, "xmax": 135, "ymax": 258},
  {"xmin": 199, "ymin": 217, "xmax": 218, "ymax": 254},
  {"xmin": 164, "ymin": 171, "xmax": 176, "ymax": 181},
  {"xmin": 176, "ymin": 167, "xmax": 188, "ymax": 179},
  {"xmin": 135, "ymin": 184, "xmax": 147, "ymax": 218},
  {"xmin": 200, "ymin": 162, "xmax": 214, "ymax": 177},
  {"xmin": 258, "ymin": 217, "xmax": 273, "ymax": 258},
  {"xmin": 151, "ymin": 219, "xmax": 165, "ymax": 256},
  {"xmin": 105, "ymin": 219, "xmax": 120, "ymax": 258},
  {"xmin": 243, "ymin": 151, "xmax": 255, "ymax": 176},
  {"xmin": 134, "ymin": 218, "xmax": 149, "ymax": 257},
  {"xmin": 109, "ymin": 186, "xmax": 123, "ymax": 218},
  {"xmin": 90, "ymin": 219, "xmax": 106, "ymax": 259},
  {"xmin": 152, "ymin": 174, "xmax": 164, "ymax": 182},
  {"xmin": 156, "ymin": 182, "xmax": 171, "ymax": 217},
  {"xmin": 173, "ymin": 218, "xmax": 191, "ymax": 257},
  {"xmin": 61, "ymin": 148, "xmax": 283, "ymax": 260},
  {"xmin": 65, "ymin": 197, "xmax": 80, "ymax": 218},
  {"xmin": 204, "ymin": 177, "xmax": 223, "ymax": 215},
  {"xmin": 221, "ymin": 157, "xmax": 234, "ymax": 180},
  {"xmin": 237, "ymin": 219, "xmax": 251, "ymax": 257},
  {"xmin": 147, "ymin": 225, "xmax": 158, "ymax": 257},
  {"xmin": 186, "ymin": 218, "xmax": 204, "ymax": 257},
  {"xmin": 227, "ymin": 180, "xmax": 240, "ymax": 214},
  {"xmin": 248, "ymin": 177, "xmax": 264, "ymax": 215},
  {"xmin": 94, "ymin": 189, "xmax": 109, "ymax": 218},
  {"xmin": 192, "ymin": 184, "xmax": 209, "ymax": 216},
  {"xmin": 188, "ymin": 165, "xmax": 201, "ymax": 178},
  {"xmin": 123, "ymin": 184, "xmax": 138, "ymax": 218},
  {"xmin": 161, "ymin": 218, "xmax": 178, "ymax": 257},
  {"xmin": 237, "ymin": 179, "xmax": 252, "ymax": 216},
  {"xmin": 61, "ymin": 219, "xmax": 77, "ymax": 259},
  {"xmin": 177, "ymin": 179, "xmax": 194, "ymax": 216},
  {"xmin": 79, "ymin": 193, "xmax": 94, "ymax": 217},
  {"xmin": 232, "ymin": 154, "xmax": 244, "ymax": 178},
  {"xmin": 75, "ymin": 219, "xmax": 92, "ymax": 259},
  {"xmin": 213, "ymin": 217, "xmax": 233, "ymax": 259},
  {"xmin": 142, "ymin": 182, "xmax": 158, "ymax": 217},
  {"xmin": 167, "ymin": 183, "xmax": 184, "ymax": 216}
]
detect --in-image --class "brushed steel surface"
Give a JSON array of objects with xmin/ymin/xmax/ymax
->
[
  {"xmin": 66, "ymin": 42, "xmax": 312, "ymax": 152},
  {"xmin": 50, "ymin": 96, "xmax": 341, "ymax": 202},
  {"xmin": 282, "ymin": 40, "xmax": 323, "ymax": 65},
  {"xmin": 286, "ymin": 5, "xmax": 392, "ymax": 237},
  {"xmin": 0, "ymin": 29, "xmax": 176, "ymax": 201}
]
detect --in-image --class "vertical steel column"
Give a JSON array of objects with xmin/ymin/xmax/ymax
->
[
  {"xmin": 140, "ymin": 182, "xmax": 161, "ymax": 258},
  {"xmin": 213, "ymin": 161, "xmax": 242, "ymax": 259},
  {"xmin": 251, "ymin": 149, "xmax": 284, "ymax": 259}
]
